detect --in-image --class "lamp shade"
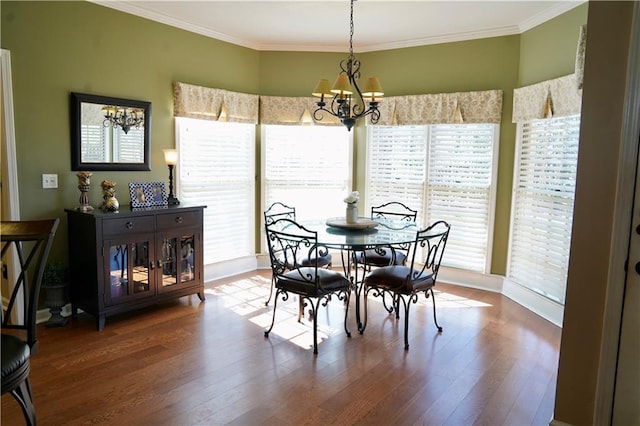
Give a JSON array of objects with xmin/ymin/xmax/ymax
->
[
  {"xmin": 312, "ymin": 79, "xmax": 332, "ymax": 98},
  {"xmin": 163, "ymin": 149, "xmax": 178, "ymax": 165},
  {"xmin": 331, "ymin": 74, "xmax": 353, "ymax": 96},
  {"xmin": 362, "ymin": 77, "xmax": 384, "ymax": 99},
  {"xmin": 102, "ymin": 106, "xmax": 117, "ymax": 117}
]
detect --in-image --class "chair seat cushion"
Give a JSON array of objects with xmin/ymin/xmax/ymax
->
[
  {"xmin": 1, "ymin": 334, "xmax": 30, "ymax": 382},
  {"xmin": 360, "ymin": 248, "xmax": 406, "ymax": 267},
  {"xmin": 277, "ymin": 267, "xmax": 350, "ymax": 297},
  {"xmin": 364, "ymin": 265, "xmax": 434, "ymax": 294},
  {"xmin": 298, "ymin": 252, "xmax": 332, "ymax": 267}
]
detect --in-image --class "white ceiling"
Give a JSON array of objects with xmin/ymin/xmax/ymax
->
[{"xmin": 93, "ymin": 0, "xmax": 585, "ymax": 52}]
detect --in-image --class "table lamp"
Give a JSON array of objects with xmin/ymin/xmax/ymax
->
[{"xmin": 163, "ymin": 149, "xmax": 180, "ymax": 205}]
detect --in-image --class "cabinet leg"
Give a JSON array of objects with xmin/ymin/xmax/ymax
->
[
  {"xmin": 72, "ymin": 305, "xmax": 78, "ymax": 318},
  {"xmin": 197, "ymin": 291, "xmax": 205, "ymax": 301},
  {"xmin": 96, "ymin": 315, "xmax": 105, "ymax": 331}
]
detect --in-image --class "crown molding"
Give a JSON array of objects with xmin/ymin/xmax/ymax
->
[
  {"xmin": 518, "ymin": 0, "xmax": 587, "ymax": 33},
  {"xmin": 90, "ymin": 0, "xmax": 587, "ymax": 53}
]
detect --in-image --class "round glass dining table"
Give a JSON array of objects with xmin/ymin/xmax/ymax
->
[
  {"xmin": 300, "ymin": 217, "xmax": 419, "ymax": 250},
  {"xmin": 299, "ymin": 217, "xmax": 420, "ymax": 330}
]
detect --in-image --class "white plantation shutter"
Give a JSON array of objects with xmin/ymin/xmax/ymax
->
[
  {"xmin": 116, "ymin": 128, "xmax": 145, "ymax": 163},
  {"xmin": 262, "ymin": 125, "xmax": 352, "ymax": 221},
  {"xmin": 427, "ymin": 124, "xmax": 497, "ymax": 272},
  {"xmin": 80, "ymin": 124, "xmax": 106, "ymax": 162},
  {"xmin": 508, "ymin": 115, "xmax": 580, "ymax": 304},
  {"xmin": 367, "ymin": 123, "xmax": 498, "ymax": 272},
  {"xmin": 176, "ymin": 117, "xmax": 255, "ymax": 265},
  {"xmin": 80, "ymin": 124, "xmax": 145, "ymax": 163},
  {"xmin": 366, "ymin": 126, "xmax": 427, "ymax": 218}
]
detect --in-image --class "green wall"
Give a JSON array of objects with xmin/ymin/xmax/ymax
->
[
  {"xmin": 519, "ymin": 3, "xmax": 588, "ymax": 86},
  {"xmin": 1, "ymin": 1, "xmax": 587, "ymax": 275}
]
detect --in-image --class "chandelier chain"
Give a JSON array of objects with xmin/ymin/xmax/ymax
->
[{"xmin": 311, "ymin": 0, "xmax": 383, "ymax": 131}]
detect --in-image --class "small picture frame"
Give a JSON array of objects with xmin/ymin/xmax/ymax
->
[
  {"xmin": 129, "ymin": 182, "xmax": 167, "ymax": 208},
  {"xmin": 148, "ymin": 182, "xmax": 167, "ymax": 206}
]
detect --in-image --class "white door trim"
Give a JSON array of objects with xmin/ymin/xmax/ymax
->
[
  {"xmin": 1, "ymin": 48, "xmax": 20, "ymax": 220},
  {"xmin": 595, "ymin": 3, "xmax": 640, "ymax": 423},
  {"xmin": 1, "ymin": 48, "xmax": 22, "ymax": 322}
]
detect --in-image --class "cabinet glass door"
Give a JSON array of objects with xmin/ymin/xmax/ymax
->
[
  {"xmin": 159, "ymin": 233, "xmax": 196, "ymax": 291},
  {"xmin": 106, "ymin": 240, "xmax": 152, "ymax": 304}
]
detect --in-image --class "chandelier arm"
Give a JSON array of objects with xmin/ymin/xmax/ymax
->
[{"xmin": 311, "ymin": 0, "xmax": 382, "ymax": 131}]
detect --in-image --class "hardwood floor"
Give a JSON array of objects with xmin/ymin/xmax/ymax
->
[{"xmin": 1, "ymin": 270, "xmax": 561, "ymax": 425}]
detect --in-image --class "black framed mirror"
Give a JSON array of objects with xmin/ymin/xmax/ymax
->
[{"xmin": 71, "ymin": 92, "xmax": 151, "ymax": 171}]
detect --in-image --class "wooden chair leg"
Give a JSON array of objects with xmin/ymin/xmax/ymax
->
[{"xmin": 12, "ymin": 378, "xmax": 36, "ymax": 426}]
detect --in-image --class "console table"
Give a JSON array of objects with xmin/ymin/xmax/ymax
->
[{"xmin": 65, "ymin": 205, "xmax": 206, "ymax": 330}]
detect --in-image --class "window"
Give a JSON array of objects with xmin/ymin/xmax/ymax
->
[
  {"xmin": 367, "ymin": 123, "xmax": 499, "ymax": 273},
  {"xmin": 176, "ymin": 117, "xmax": 255, "ymax": 265},
  {"xmin": 262, "ymin": 125, "xmax": 352, "ymax": 222},
  {"xmin": 508, "ymin": 115, "xmax": 580, "ymax": 304}
]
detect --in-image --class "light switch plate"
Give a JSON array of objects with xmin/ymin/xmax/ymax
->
[{"xmin": 42, "ymin": 173, "xmax": 58, "ymax": 189}]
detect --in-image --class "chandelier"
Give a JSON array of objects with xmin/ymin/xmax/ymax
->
[
  {"xmin": 312, "ymin": 0, "xmax": 383, "ymax": 131},
  {"xmin": 102, "ymin": 106, "xmax": 145, "ymax": 134}
]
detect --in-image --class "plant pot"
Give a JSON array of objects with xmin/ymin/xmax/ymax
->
[{"xmin": 44, "ymin": 284, "xmax": 69, "ymax": 327}]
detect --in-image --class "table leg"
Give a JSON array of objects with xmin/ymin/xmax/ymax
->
[{"xmin": 340, "ymin": 247, "xmax": 365, "ymax": 332}]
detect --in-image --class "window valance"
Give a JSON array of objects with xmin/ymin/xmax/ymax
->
[
  {"xmin": 512, "ymin": 74, "xmax": 582, "ymax": 123},
  {"xmin": 259, "ymin": 96, "xmax": 341, "ymax": 126},
  {"xmin": 173, "ymin": 82, "xmax": 259, "ymax": 124},
  {"xmin": 575, "ymin": 25, "xmax": 587, "ymax": 91},
  {"xmin": 372, "ymin": 89, "xmax": 503, "ymax": 126}
]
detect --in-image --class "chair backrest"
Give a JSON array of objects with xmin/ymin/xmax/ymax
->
[
  {"xmin": 265, "ymin": 218, "xmax": 326, "ymax": 288},
  {"xmin": 371, "ymin": 202, "xmax": 417, "ymax": 223},
  {"xmin": 264, "ymin": 202, "xmax": 296, "ymax": 226},
  {"xmin": 406, "ymin": 220, "xmax": 450, "ymax": 283},
  {"xmin": 1, "ymin": 219, "xmax": 59, "ymax": 352}
]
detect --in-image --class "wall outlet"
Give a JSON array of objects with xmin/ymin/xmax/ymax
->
[{"xmin": 42, "ymin": 173, "xmax": 58, "ymax": 189}]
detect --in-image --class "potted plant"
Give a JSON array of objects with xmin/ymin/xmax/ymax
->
[{"xmin": 42, "ymin": 262, "xmax": 69, "ymax": 326}]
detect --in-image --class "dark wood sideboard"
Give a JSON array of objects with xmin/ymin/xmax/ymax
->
[{"xmin": 65, "ymin": 205, "xmax": 206, "ymax": 330}]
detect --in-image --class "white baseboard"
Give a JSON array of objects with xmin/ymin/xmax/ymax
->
[
  {"xmin": 204, "ymin": 255, "xmax": 258, "ymax": 284},
  {"xmin": 36, "ymin": 303, "xmax": 73, "ymax": 324},
  {"xmin": 503, "ymin": 278, "xmax": 564, "ymax": 327},
  {"xmin": 35, "ymin": 256, "xmax": 562, "ymax": 328},
  {"xmin": 257, "ymin": 253, "xmax": 563, "ymax": 327},
  {"xmin": 438, "ymin": 266, "xmax": 503, "ymax": 293},
  {"xmin": 549, "ymin": 418, "xmax": 573, "ymax": 426}
]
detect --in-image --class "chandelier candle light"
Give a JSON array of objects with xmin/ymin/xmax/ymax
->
[
  {"xmin": 312, "ymin": 0, "xmax": 384, "ymax": 131},
  {"xmin": 102, "ymin": 105, "xmax": 145, "ymax": 134},
  {"xmin": 163, "ymin": 149, "xmax": 180, "ymax": 205}
]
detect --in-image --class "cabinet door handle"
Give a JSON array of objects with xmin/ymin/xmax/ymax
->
[
  {"xmin": 125, "ymin": 221, "xmax": 134, "ymax": 229},
  {"xmin": 149, "ymin": 261, "xmax": 154, "ymax": 269},
  {"xmin": 158, "ymin": 260, "xmax": 162, "ymax": 268},
  {"xmin": 175, "ymin": 216, "xmax": 183, "ymax": 224}
]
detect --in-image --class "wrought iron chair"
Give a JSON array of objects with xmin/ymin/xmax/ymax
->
[
  {"xmin": 263, "ymin": 202, "xmax": 331, "ymax": 306},
  {"xmin": 360, "ymin": 220, "xmax": 450, "ymax": 350},
  {"xmin": 264, "ymin": 218, "xmax": 351, "ymax": 354},
  {"xmin": 2, "ymin": 219, "xmax": 59, "ymax": 425},
  {"xmin": 361, "ymin": 201, "xmax": 418, "ymax": 268}
]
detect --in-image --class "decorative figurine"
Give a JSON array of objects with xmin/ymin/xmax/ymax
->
[
  {"xmin": 76, "ymin": 171, "xmax": 94, "ymax": 212},
  {"xmin": 101, "ymin": 180, "xmax": 120, "ymax": 212}
]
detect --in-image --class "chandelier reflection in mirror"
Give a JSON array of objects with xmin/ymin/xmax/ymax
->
[
  {"xmin": 312, "ymin": 0, "xmax": 383, "ymax": 131},
  {"xmin": 102, "ymin": 106, "xmax": 145, "ymax": 134}
]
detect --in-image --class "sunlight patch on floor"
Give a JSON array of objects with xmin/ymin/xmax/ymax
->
[
  {"xmin": 206, "ymin": 273, "xmax": 490, "ymax": 351},
  {"xmin": 206, "ymin": 275, "xmax": 346, "ymax": 351},
  {"xmin": 435, "ymin": 291, "xmax": 493, "ymax": 308}
]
